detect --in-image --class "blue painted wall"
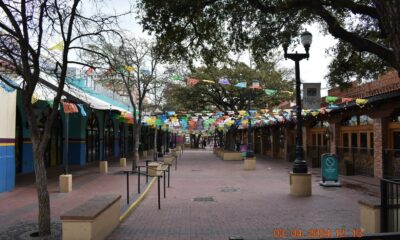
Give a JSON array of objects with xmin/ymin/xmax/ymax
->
[
  {"xmin": 0, "ymin": 145, "xmax": 16, "ymax": 192},
  {"xmin": 21, "ymin": 143, "xmax": 34, "ymax": 173},
  {"xmin": 68, "ymin": 143, "xmax": 86, "ymax": 165}
]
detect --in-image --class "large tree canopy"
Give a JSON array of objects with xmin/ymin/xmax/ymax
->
[
  {"xmin": 164, "ymin": 62, "xmax": 293, "ymax": 112},
  {"xmin": 138, "ymin": 0, "xmax": 400, "ymax": 86}
]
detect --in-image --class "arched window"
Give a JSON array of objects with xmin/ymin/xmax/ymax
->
[
  {"xmin": 86, "ymin": 113, "xmax": 99, "ymax": 162},
  {"xmin": 119, "ymin": 123, "xmax": 125, "ymax": 157},
  {"xmin": 104, "ymin": 118, "xmax": 114, "ymax": 158}
]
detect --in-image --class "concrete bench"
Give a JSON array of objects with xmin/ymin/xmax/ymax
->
[
  {"xmin": 222, "ymin": 151, "xmax": 243, "ymax": 161},
  {"xmin": 61, "ymin": 194, "xmax": 121, "ymax": 240}
]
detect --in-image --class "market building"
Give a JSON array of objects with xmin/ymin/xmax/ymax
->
[
  {"xmin": 228, "ymin": 70, "xmax": 400, "ymax": 179},
  {"xmin": 0, "ymin": 66, "xmax": 158, "ymax": 193}
]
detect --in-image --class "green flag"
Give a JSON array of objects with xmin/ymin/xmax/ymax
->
[
  {"xmin": 325, "ymin": 96, "xmax": 339, "ymax": 104},
  {"xmin": 171, "ymin": 74, "xmax": 184, "ymax": 81},
  {"xmin": 264, "ymin": 89, "xmax": 277, "ymax": 96}
]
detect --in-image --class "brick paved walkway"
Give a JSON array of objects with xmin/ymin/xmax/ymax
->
[
  {"xmin": 108, "ymin": 149, "xmax": 373, "ymax": 240},
  {"xmin": 0, "ymin": 148, "xmax": 380, "ymax": 239},
  {"xmin": 0, "ymin": 157, "xmax": 149, "ymax": 238}
]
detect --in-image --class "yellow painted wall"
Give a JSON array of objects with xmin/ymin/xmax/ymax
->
[{"xmin": 0, "ymin": 89, "xmax": 16, "ymax": 140}]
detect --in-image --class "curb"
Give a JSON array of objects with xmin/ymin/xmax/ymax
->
[{"xmin": 119, "ymin": 177, "xmax": 157, "ymax": 222}]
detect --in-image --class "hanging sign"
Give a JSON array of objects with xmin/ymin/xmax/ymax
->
[{"xmin": 303, "ymin": 83, "xmax": 321, "ymax": 109}]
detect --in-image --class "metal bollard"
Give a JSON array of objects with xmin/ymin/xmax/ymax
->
[
  {"xmin": 168, "ymin": 165, "xmax": 170, "ymax": 187},
  {"xmin": 163, "ymin": 170, "xmax": 166, "ymax": 198},
  {"xmin": 157, "ymin": 175, "xmax": 161, "ymax": 209},
  {"xmin": 146, "ymin": 161, "xmax": 149, "ymax": 183},
  {"xmin": 126, "ymin": 171, "xmax": 130, "ymax": 204},
  {"xmin": 137, "ymin": 166, "xmax": 141, "ymax": 194}
]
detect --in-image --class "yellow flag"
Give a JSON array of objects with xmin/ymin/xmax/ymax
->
[
  {"xmin": 202, "ymin": 79, "xmax": 214, "ymax": 83},
  {"xmin": 356, "ymin": 98, "xmax": 368, "ymax": 106},
  {"xmin": 124, "ymin": 66, "xmax": 136, "ymax": 72},
  {"xmin": 311, "ymin": 111, "xmax": 319, "ymax": 117},
  {"xmin": 49, "ymin": 41, "xmax": 64, "ymax": 51},
  {"xmin": 282, "ymin": 90, "xmax": 294, "ymax": 95}
]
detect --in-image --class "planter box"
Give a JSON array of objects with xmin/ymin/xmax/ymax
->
[
  {"xmin": 223, "ymin": 152, "xmax": 242, "ymax": 161},
  {"xmin": 244, "ymin": 157, "xmax": 256, "ymax": 170}
]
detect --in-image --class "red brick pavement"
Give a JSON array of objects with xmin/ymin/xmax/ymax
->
[
  {"xmin": 108, "ymin": 149, "xmax": 375, "ymax": 240},
  {"xmin": 0, "ymin": 158, "xmax": 148, "ymax": 232},
  {"xmin": 0, "ymin": 149, "xmax": 379, "ymax": 240}
]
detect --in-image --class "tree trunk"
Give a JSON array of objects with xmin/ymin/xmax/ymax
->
[
  {"xmin": 132, "ymin": 123, "xmax": 140, "ymax": 171},
  {"xmin": 25, "ymin": 102, "xmax": 52, "ymax": 236},
  {"xmin": 32, "ymin": 142, "xmax": 51, "ymax": 236},
  {"xmin": 374, "ymin": 0, "xmax": 400, "ymax": 73},
  {"xmin": 190, "ymin": 134, "xmax": 201, "ymax": 148}
]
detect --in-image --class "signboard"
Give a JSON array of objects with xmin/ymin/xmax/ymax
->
[
  {"xmin": 320, "ymin": 154, "xmax": 341, "ymax": 187},
  {"xmin": 303, "ymin": 83, "xmax": 321, "ymax": 109}
]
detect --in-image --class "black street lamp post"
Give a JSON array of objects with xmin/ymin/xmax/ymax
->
[
  {"xmin": 283, "ymin": 31, "xmax": 313, "ymax": 174},
  {"xmin": 246, "ymin": 81, "xmax": 257, "ymax": 158}
]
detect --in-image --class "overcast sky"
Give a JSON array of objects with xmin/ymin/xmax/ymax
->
[{"xmin": 88, "ymin": 0, "xmax": 337, "ymax": 96}]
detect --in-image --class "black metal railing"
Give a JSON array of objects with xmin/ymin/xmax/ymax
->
[
  {"xmin": 381, "ymin": 178, "xmax": 400, "ymax": 232},
  {"xmin": 383, "ymin": 149, "xmax": 400, "ymax": 178},
  {"xmin": 336, "ymin": 146, "xmax": 374, "ymax": 177},
  {"xmin": 306, "ymin": 145, "xmax": 330, "ymax": 168}
]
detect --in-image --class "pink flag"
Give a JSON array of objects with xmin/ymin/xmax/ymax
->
[{"xmin": 187, "ymin": 77, "xmax": 200, "ymax": 86}]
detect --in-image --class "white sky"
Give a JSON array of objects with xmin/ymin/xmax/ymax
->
[{"xmin": 92, "ymin": 0, "xmax": 337, "ymax": 96}]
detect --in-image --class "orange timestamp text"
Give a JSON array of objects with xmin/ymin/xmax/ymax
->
[{"xmin": 273, "ymin": 227, "xmax": 363, "ymax": 239}]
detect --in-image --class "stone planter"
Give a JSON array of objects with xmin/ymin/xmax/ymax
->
[{"xmin": 289, "ymin": 172, "xmax": 312, "ymax": 197}]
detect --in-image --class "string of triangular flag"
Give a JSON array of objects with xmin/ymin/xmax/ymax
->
[
  {"xmin": 170, "ymin": 76, "xmax": 294, "ymax": 96},
  {"xmin": 325, "ymin": 96, "xmax": 368, "ymax": 107}
]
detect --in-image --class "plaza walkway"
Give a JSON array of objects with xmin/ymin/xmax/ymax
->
[
  {"xmin": 0, "ymin": 157, "xmax": 150, "ymax": 239},
  {"xmin": 0, "ymin": 148, "xmax": 380, "ymax": 239},
  {"xmin": 108, "ymin": 148, "xmax": 377, "ymax": 240}
]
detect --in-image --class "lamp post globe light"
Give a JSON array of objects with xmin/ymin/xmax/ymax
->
[{"xmin": 283, "ymin": 31, "xmax": 312, "ymax": 174}]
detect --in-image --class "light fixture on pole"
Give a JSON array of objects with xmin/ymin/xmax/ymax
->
[{"xmin": 283, "ymin": 31, "xmax": 312, "ymax": 174}]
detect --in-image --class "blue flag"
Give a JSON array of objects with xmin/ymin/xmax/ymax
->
[
  {"xmin": 234, "ymin": 82, "xmax": 247, "ymax": 88},
  {"xmin": 77, "ymin": 104, "xmax": 87, "ymax": 117}
]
